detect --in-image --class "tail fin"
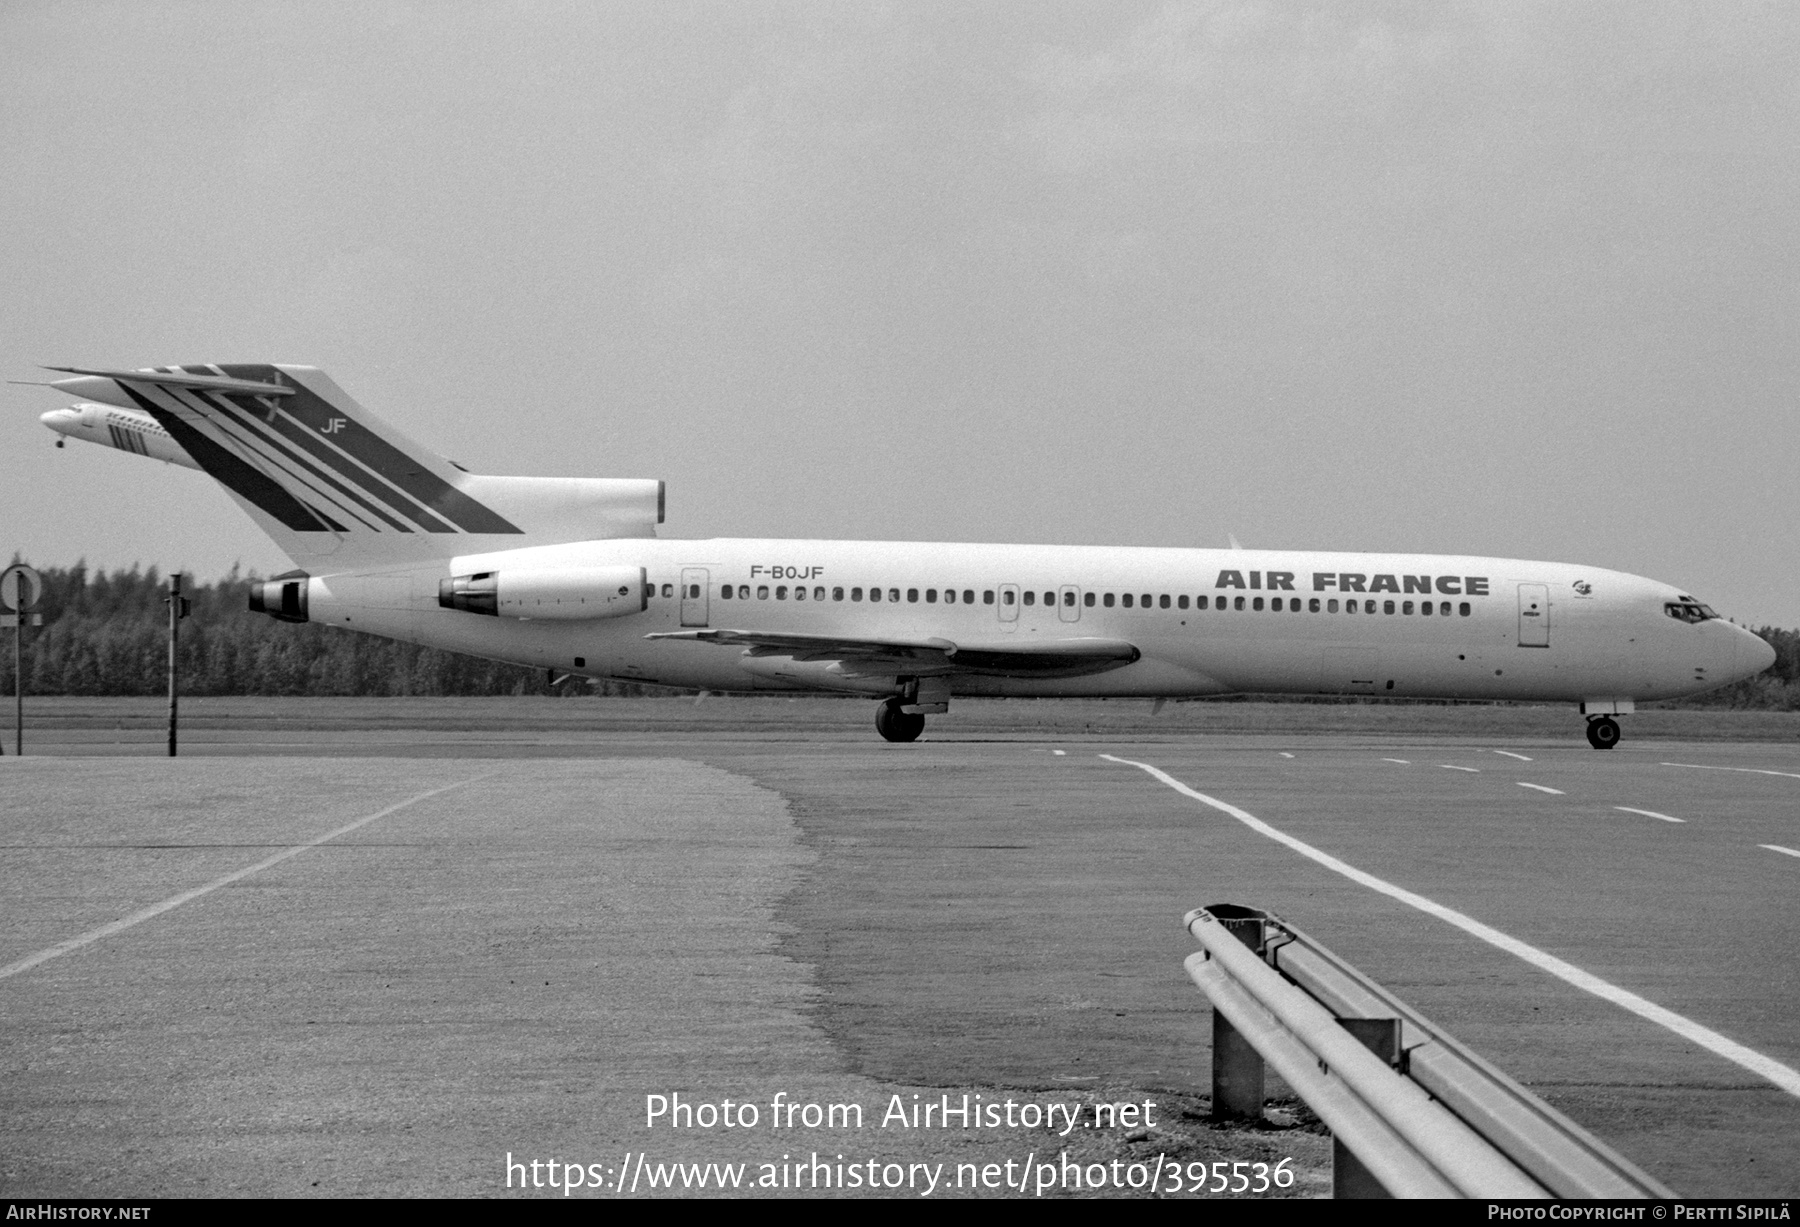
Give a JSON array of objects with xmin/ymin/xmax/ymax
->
[{"xmin": 44, "ymin": 365, "xmax": 661, "ymax": 569}]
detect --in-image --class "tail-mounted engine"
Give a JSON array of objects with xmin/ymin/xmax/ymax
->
[
  {"xmin": 439, "ymin": 565, "xmax": 648, "ymax": 620},
  {"xmin": 248, "ymin": 572, "xmax": 310, "ymax": 623}
]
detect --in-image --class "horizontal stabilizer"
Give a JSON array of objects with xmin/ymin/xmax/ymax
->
[{"xmin": 47, "ymin": 366, "xmax": 295, "ymax": 397}]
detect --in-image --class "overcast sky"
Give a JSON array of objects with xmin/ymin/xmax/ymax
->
[{"xmin": 2, "ymin": 1, "xmax": 1795, "ymax": 624}]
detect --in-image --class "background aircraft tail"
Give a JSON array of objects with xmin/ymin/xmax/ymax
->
[{"xmin": 45, "ymin": 364, "xmax": 662, "ymax": 571}]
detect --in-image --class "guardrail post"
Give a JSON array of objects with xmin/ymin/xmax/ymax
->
[
  {"xmin": 1333, "ymin": 1017, "xmax": 1402, "ymax": 1197},
  {"xmin": 1205, "ymin": 905, "xmax": 1270, "ymax": 1121}
]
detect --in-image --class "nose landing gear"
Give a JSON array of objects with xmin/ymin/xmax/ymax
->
[
  {"xmin": 875, "ymin": 697, "xmax": 925, "ymax": 743},
  {"xmin": 1585, "ymin": 716, "xmax": 1621, "ymax": 750}
]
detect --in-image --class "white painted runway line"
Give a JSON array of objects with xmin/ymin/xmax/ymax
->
[
  {"xmin": 1101, "ymin": 753, "xmax": 1800, "ymax": 1101},
  {"xmin": 1279, "ymin": 752, "xmax": 1295, "ymax": 759},
  {"xmin": 1663, "ymin": 762, "xmax": 1800, "ymax": 781},
  {"xmin": 1761, "ymin": 845, "xmax": 1800, "ymax": 860},
  {"xmin": 1615, "ymin": 807, "xmax": 1684, "ymax": 824},
  {"xmin": 1517, "ymin": 782, "xmax": 1565, "ymax": 795},
  {"xmin": 1441, "ymin": 765, "xmax": 1480, "ymax": 773},
  {"xmin": 1491, "ymin": 751, "xmax": 1533, "ymax": 762},
  {"xmin": 0, "ymin": 775, "xmax": 492, "ymax": 983},
  {"xmin": 1381, "ymin": 758, "xmax": 1411, "ymax": 765}
]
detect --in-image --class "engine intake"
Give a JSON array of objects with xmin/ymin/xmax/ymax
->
[{"xmin": 438, "ymin": 565, "xmax": 648, "ymax": 620}]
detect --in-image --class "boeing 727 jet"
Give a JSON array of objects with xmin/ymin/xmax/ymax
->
[{"xmin": 37, "ymin": 364, "xmax": 1774, "ymax": 745}]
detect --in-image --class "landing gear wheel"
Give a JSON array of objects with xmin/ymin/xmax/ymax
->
[
  {"xmin": 875, "ymin": 698, "xmax": 925, "ymax": 743},
  {"xmin": 1586, "ymin": 716, "xmax": 1621, "ymax": 750}
]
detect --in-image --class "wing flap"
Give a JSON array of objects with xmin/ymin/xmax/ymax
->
[{"xmin": 646, "ymin": 629, "xmax": 1139, "ymax": 679}]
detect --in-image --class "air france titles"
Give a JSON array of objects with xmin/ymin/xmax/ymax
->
[{"xmin": 1214, "ymin": 570, "xmax": 1489, "ymax": 596}]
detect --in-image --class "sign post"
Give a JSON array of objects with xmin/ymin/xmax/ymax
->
[
  {"xmin": 1, "ymin": 564, "xmax": 45, "ymax": 756},
  {"xmin": 165, "ymin": 573, "xmax": 190, "ymax": 757}
]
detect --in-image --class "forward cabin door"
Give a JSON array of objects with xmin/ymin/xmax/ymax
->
[
  {"xmin": 998, "ymin": 584, "xmax": 1019, "ymax": 632},
  {"xmin": 1517, "ymin": 583, "xmax": 1549, "ymax": 647},
  {"xmin": 680, "ymin": 568, "xmax": 710, "ymax": 627}
]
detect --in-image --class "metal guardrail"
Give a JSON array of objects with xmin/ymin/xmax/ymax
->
[{"xmin": 1184, "ymin": 904, "xmax": 1675, "ymax": 1199}]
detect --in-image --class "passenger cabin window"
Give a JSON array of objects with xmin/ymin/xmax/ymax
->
[
  {"xmin": 943, "ymin": 589, "xmax": 954, "ymax": 604},
  {"xmin": 1084, "ymin": 592, "xmax": 1096, "ymax": 607},
  {"xmin": 1459, "ymin": 602, "xmax": 1471, "ymax": 616},
  {"xmin": 1063, "ymin": 591, "xmax": 1075, "ymax": 607},
  {"xmin": 661, "ymin": 583, "xmax": 674, "ymax": 598},
  {"xmin": 869, "ymin": 588, "xmax": 881, "ymax": 602},
  {"xmin": 1001, "ymin": 590, "xmax": 1013, "ymax": 605},
  {"xmin": 721, "ymin": 586, "xmax": 732, "ymax": 600},
  {"xmin": 1043, "ymin": 591, "xmax": 1055, "ymax": 606},
  {"xmin": 1234, "ymin": 597, "xmax": 1245, "ymax": 611},
  {"xmin": 1023, "ymin": 591, "xmax": 1035, "ymax": 606},
  {"xmin": 984, "ymin": 591, "xmax": 995, "ymax": 605},
  {"xmin": 926, "ymin": 589, "xmax": 937, "ymax": 603},
  {"xmin": 1159, "ymin": 594, "xmax": 1170, "ymax": 609},
  {"xmin": 833, "ymin": 587, "xmax": 844, "ymax": 601},
  {"xmin": 1178, "ymin": 595, "xmax": 1189, "ymax": 609},
  {"xmin": 852, "ymin": 587, "xmax": 864, "ymax": 601},
  {"xmin": 757, "ymin": 585, "xmax": 770, "ymax": 600},
  {"xmin": 907, "ymin": 589, "xmax": 919, "ymax": 603},
  {"xmin": 964, "ymin": 590, "xmax": 975, "ymax": 604},
  {"xmin": 778, "ymin": 586, "xmax": 789, "ymax": 599},
  {"xmin": 793, "ymin": 586, "xmax": 805, "ymax": 600},
  {"xmin": 888, "ymin": 589, "xmax": 899, "ymax": 602}
]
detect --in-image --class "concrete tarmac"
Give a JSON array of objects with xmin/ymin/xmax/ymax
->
[{"xmin": 2, "ymin": 697, "xmax": 1796, "ymax": 1198}]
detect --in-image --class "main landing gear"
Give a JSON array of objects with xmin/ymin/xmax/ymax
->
[
  {"xmin": 875, "ymin": 697, "xmax": 926, "ymax": 743},
  {"xmin": 1585, "ymin": 716, "xmax": 1621, "ymax": 750}
]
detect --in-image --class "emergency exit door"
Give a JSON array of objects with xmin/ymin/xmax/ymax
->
[
  {"xmin": 1517, "ymin": 583, "xmax": 1549, "ymax": 647},
  {"xmin": 680, "ymin": 568, "xmax": 710, "ymax": 627}
]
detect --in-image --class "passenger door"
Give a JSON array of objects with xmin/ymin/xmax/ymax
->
[
  {"xmin": 680, "ymin": 568, "xmax": 710, "ymax": 628},
  {"xmin": 1517, "ymin": 583, "xmax": 1549, "ymax": 647},
  {"xmin": 1058, "ymin": 585, "xmax": 1081, "ymax": 623},
  {"xmin": 997, "ymin": 584, "xmax": 1019, "ymax": 631}
]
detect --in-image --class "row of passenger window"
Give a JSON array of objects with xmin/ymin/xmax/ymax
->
[{"xmin": 698, "ymin": 583, "xmax": 1470, "ymax": 617}]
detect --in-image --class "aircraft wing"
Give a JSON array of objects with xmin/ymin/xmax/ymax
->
[{"xmin": 646, "ymin": 629, "xmax": 1140, "ymax": 678}]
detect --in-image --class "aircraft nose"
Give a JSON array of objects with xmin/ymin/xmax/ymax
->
[
  {"xmin": 1738, "ymin": 626, "xmax": 1777, "ymax": 680},
  {"xmin": 40, "ymin": 408, "xmax": 75, "ymax": 429}
]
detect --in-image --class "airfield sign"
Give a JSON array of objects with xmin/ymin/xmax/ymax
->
[{"xmin": 2, "ymin": 562, "xmax": 44, "ymax": 756}]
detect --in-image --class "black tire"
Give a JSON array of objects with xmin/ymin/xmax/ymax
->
[
  {"xmin": 1586, "ymin": 716, "xmax": 1621, "ymax": 750},
  {"xmin": 875, "ymin": 699, "xmax": 925, "ymax": 743}
]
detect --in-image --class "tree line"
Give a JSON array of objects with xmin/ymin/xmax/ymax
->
[{"xmin": 1, "ymin": 562, "xmax": 1796, "ymax": 707}]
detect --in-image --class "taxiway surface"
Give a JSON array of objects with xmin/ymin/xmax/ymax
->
[{"xmin": 1, "ymin": 698, "xmax": 1795, "ymax": 1197}]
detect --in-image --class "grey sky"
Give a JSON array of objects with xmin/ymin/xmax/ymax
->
[{"xmin": 3, "ymin": 1, "xmax": 1795, "ymax": 624}]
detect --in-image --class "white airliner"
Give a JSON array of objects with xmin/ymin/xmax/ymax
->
[{"xmin": 38, "ymin": 364, "xmax": 1773, "ymax": 746}]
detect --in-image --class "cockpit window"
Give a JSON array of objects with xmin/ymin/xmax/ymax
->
[{"xmin": 1664, "ymin": 598, "xmax": 1718, "ymax": 624}]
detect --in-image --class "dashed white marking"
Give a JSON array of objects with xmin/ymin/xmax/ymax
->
[
  {"xmin": 1492, "ymin": 751, "xmax": 1533, "ymax": 762},
  {"xmin": 0, "ymin": 776, "xmax": 490, "ymax": 982},
  {"xmin": 1279, "ymin": 752, "xmax": 1295, "ymax": 759},
  {"xmin": 1761, "ymin": 844, "xmax": 1800, "ymax": 860},
  {"xmin": 1615, "ymin": 807, "xmax": 1684, "ymax": 824},
  {"xmin": 1381, "ymin": 758, "xmax": 1411, "ymax": 765},
  {"xmin": 1052, "ymin": 750, "xmax": 1066, "ymax": 756},
  {"xmin": 1517, "ymin": 782, "xmax": 1564, "ymax": 795},
  {"xmin": 1663, "ymin": 762, "xmax": 1800, "ymax": 781},
  {"xmin": 1441, "ymin": 765, "xmax": 1480, "ymax": 773},
  {"xmin": 1100, "ymin": 754, "xmax": 1800, "ymax": 1100}
]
